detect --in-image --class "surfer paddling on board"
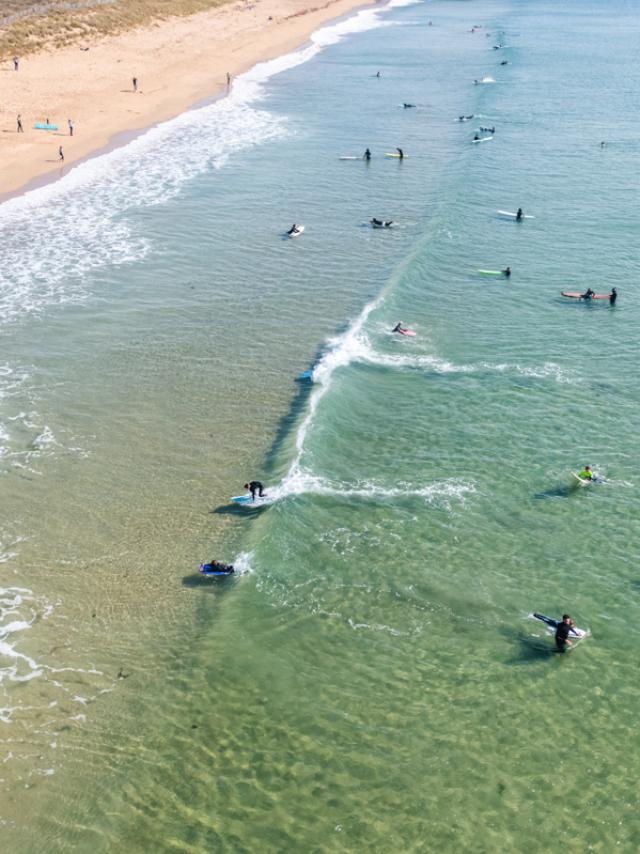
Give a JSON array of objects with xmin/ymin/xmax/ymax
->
[
  {"xmin": 555, "ymin": 615, "xmax": 576, "ymax": 653},
  {"xmin": 515, "ymin": 208, "xmax": 524, "ymax": 222},
  {"xmin": 244, "ymin": 481, "xmax": 265, "ymax": 501},
  {"xmin": 287, "ymin": 224, "xmax": 301, "ymax": 236}
]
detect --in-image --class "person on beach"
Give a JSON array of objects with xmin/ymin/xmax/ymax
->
[
  {"xmin": 244, "ymin": 481, "xmax": 265, "ymax": 500},
  {"xmin": 516, "ymin": 207, "xmax": 524, "ymax": 221},
  {"xmin": 396, "ymin": 147, "xmax": 404, "ymax": 159},
  {"xmin": 59, "ymin": 146, "xmax": 64, "ymax": 162},
  {"xmin": 133, "ymin": 77, "xmax": 138, "ymax": 92},
  {"xmin": 555, "ymin": 615, "xmax": 575, "ymax": 653},
  {"xmin": 13, "ymin": 57, "xmax": 19, "ymax": 71},
  {"xmin": 68, "ymin": 118, "xmax": 74, "ymax": 136},
  {"xmin": 503, "ymin": 267, "xmax": 511, "ymax": 277},
  {"xmin": 578, "ymin": 466, "xmax": 594, "ymax": 481},
  {"xmin": 226, "ymin": 72, "xmax": 231, "ymax": 85},
  {"xmin": 363, "ymin": 148, "xmax": 371, "ymax": 160},
  {"xmin": 17, "ymin": 114, "xmax": 23, "ymax": 133},
  {"xmin": 581, "ymin": 287, "xmax": 595, "ymax": 301},
  {"xmin": 609, "ymin": 287, "xmax": 617, "ymax": 305}
]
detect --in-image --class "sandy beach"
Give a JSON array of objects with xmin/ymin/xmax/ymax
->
[{"xmin": 0, "ymin": 0, "xmax": 375, "ymax": 197}]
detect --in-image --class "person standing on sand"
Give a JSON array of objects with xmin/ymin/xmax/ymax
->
[
  {"xmin": 226, "ymin": 72, "xmax": 231, "ymax": 85},
  {"xmin": 13, "ymin": 57, "xmax": 19, "ymax": 71},
  {"xmin": 59, "ymin": 146, "xmax": 64, "ymax": 162},
  {"xmin": 17, "ymin": 114, "xmax": 23, "ymax": 133},
  {"xmin": 68, "ymin": 118, "xmax": 74, "ymax": 136},
  {"xmin": 133, "ymin": 77, "xmax": 138, "ymax": 93}
]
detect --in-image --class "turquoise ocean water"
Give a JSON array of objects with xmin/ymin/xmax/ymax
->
[{"xmin": 2, "ymin": 0, "xmax": 640, "ymax": 849}]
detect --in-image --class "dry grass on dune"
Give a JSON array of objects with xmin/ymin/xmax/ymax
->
[{"xmin": 0, "ymin": 0, "xmax": 233, "ymax": 59}]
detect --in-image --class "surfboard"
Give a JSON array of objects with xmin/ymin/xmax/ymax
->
[
  {"xmin": 384, "ymin": 153, "xmax": 407, "ymax": 158},
  {"xmin": 478, "ymin": 269, "xmax": 505, "ymax": 276},
  {"xmin": 199, "ymin": 563, "xmax": 234, "ymax": 576},
  {"xmin": 571, "ymin": 472, "xmax": 592, "ymax": 486},
  {"xmin": 472, "ymin": 137, "xmax": 493, "ymax": 143},
  {"xmin": 288, "ymin": 226, "xmax": 305, "ymax": 238},
  {"xmin": 561, "ymin": 291, "xmax": 609, "ymax": 300},
  {"xmin": 497, "ymin": 210, "xmax": 535, "ymax": 219},
  {"xmin": 298, "ymin": 369, "xmax": 314, "ymax": 381},
  {"xmin": 338, "ymin": 156, "xmax": 360, "ymax": 160},
  {"xmin": 532, "ymin": 612, "xmax": 588, "ymax": 640},
  {"xmin": 397, "ymin": 329, "xmax": 416, "ymax": 336},
  {"xmin": 34, "ymin": 123, "xmax": 58, "ymax": 131},
  {"xmin": 231, "ymin": 494, "xmax": 272, "ymax": 506}
]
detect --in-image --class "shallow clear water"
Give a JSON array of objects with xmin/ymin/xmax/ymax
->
[{"xmin": 2, "ymin": 0, "xmax": 640, "ymax": 850}]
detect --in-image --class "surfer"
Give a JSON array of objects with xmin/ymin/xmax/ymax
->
[
  {"xmin": 555, "ymin": 615, "xmax": 575, "ymax": 653},
  {"xmin": 578, "ymin": 466, "xmax": 594, "ymax": 481},
  {"xmin": 473, "ymin": 134, "xmax": 480, "ymax": 141},
  {"xmin": 202, "ymin": 561, "xmax": 234, "ymax": 574},
  {"xmin": 581, "ymin": 288, "xmax": 595, "ymax": 301},
  {"xmin": 516, "ymin": 208, "xmax": 524, "ymax": 222},
  {"xmin": 403, "ymin": 103, "xmax": 416, "ymax": 109},
  {"xmin": 500, "ymin": 60, "xmax": 509, "ymax": 65},
  {"xmin": 371, "ymin": 218, "xmax": 393, "ymax": 227},
  {"xmin": 376, "ymin": 71, "xmax": 381, "ymax": 78},
  {"xmin": 244, "ymin": 481, "xmax": 265, "ymax": 500},
  {"xmin": 609, "ymin": 287, "xmax": 617, "ymax": 305},
  {"xmin": 503, "ymin": 267, "xmax": 511, "ymax": 277},
  {"xmin": 287, "ymin": 224, "xmax": 301, "ymax": 236},
  {"xmin": 363, "ymin": 148, "xmax": 371, "ymax": 161},
  {"xmin": 392, "ymin": 322, "xmax": 407, "ymax": 333},
  {"xmin": 396, "ymin": 147, "xmax": 404, "ymax": 159}
]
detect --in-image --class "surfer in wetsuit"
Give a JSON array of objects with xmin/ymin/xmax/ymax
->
[
  {"xmin": 396, "ymin": 147, "xmax": 404, "ymax": 159},
  {"xmin": 363, "ymin": 148, "xmax": 371, "ymax": 161},
  {"xmin": 503, "ymin": 267, "xmax": 511, "ymax": 277},
  {"xmin": 473, "ymin": 134, "xmax": 480, "ymax": 141},
  {"xmin": 581, "ymin": 288, "xmax": 595, "ymax": 301},
  {"xmin": 578, "ymin": 466, "xmax": 594, "ymax": 481},
  {"xmin": 403, "ymin": 103, "xmax": 416, "ymax": 109},
  {"xmin": 244, "ymin": 481, "xmax": 265, "ymax": 500},
  {"xmin": 287, "ymin": 224, "xmax": 300, "ymax": 236},
  {"xmin": 392, "ymin": 322, "xmax": 407, "ymax": 333},
  {"xmin": 555, "ymin": 615, "xmax": 575, "ymax": 653},
  {"xmin": 516, "ymin": 208, "xmax": 524, "ymax": 221},
  {"xmin": 609, "ymin": 287, "xmax": 617, "ymax": 305}
]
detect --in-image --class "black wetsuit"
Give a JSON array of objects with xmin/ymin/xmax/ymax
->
[
  {"xmin": 610, "ymin": 289, "xmax": 617, "ymax": 305},
  {"xmin": 248, "ymin": 481, "xmax": 264, "ymax": 499},
  {"xmin": 555, "ymin": 621, "xmax": 572, "ymax": 652}
]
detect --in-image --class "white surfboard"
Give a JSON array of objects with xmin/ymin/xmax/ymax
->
[
  {"xmin": 472, "ymin": 136, "xmax": 493, "ymax": 143},
  {"xmin": 288, "ymin": 226, "xmax": 305, "ymax": 238},
  {"xmin": 497, "ymin": 209, "xmax": 535, "ymax": 219}
]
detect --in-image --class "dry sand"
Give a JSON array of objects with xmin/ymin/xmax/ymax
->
[{"xmin": 0, "ymin": 0, "xmax": 376, "ymax": 197}]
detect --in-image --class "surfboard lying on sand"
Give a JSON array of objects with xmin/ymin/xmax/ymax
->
[
  {"xmin": 532, "ymin": 613, "xmax": 589, "ymax": 640},
  {"xmin": 497, "ymin": 210, "xmax": 535, "ymax": 219},
  {"xmin": 561, "ymin": 291, "xmax": 609, "ymax": 300},
  {"xmin": 34, "ymin": 122, "xmax": 58, "ymax": 131}
]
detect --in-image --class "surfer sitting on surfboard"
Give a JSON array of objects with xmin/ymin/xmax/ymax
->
[
  {"xmin": 578, "ymin": 466, "xmax": 594, "ymax": 481},
  {"xmin": 244, "ymin": 481, "xmax": 265, "ymax": 500},
  {"xmin": 555, "ymin": 615, "xmax": 576, "ymax": 653}
]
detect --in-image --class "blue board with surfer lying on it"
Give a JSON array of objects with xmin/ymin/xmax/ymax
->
[{"xmin": 200, "ymin": 561, "xmax": 234, "ymax": 576}]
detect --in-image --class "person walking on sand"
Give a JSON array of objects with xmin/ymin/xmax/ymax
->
[
  {"xmin": 68, "ymin": 118, "xmax": 74, "ymax": 136},
  {"xmin": 16, "ymin": 114, "xmax": 23, "ymax": 133},
  {"xmin": 226, "ymin": 72, "xmax": 231, "ymax": 85},
  {"xmin": 13, "ymin": 57, "xmax": 19, "ymax": 71},
  {"xmin": 59, "ymin": 146, "xmax": 64, "ymax": 162},
  {"xmin": 132, "ymin": 77, "xmax": 138, "ymax": 93}
]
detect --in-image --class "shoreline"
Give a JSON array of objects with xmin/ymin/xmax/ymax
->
[{"xmin": 0, "ymin": 0, "xmax": 380, "ymax": 201}]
